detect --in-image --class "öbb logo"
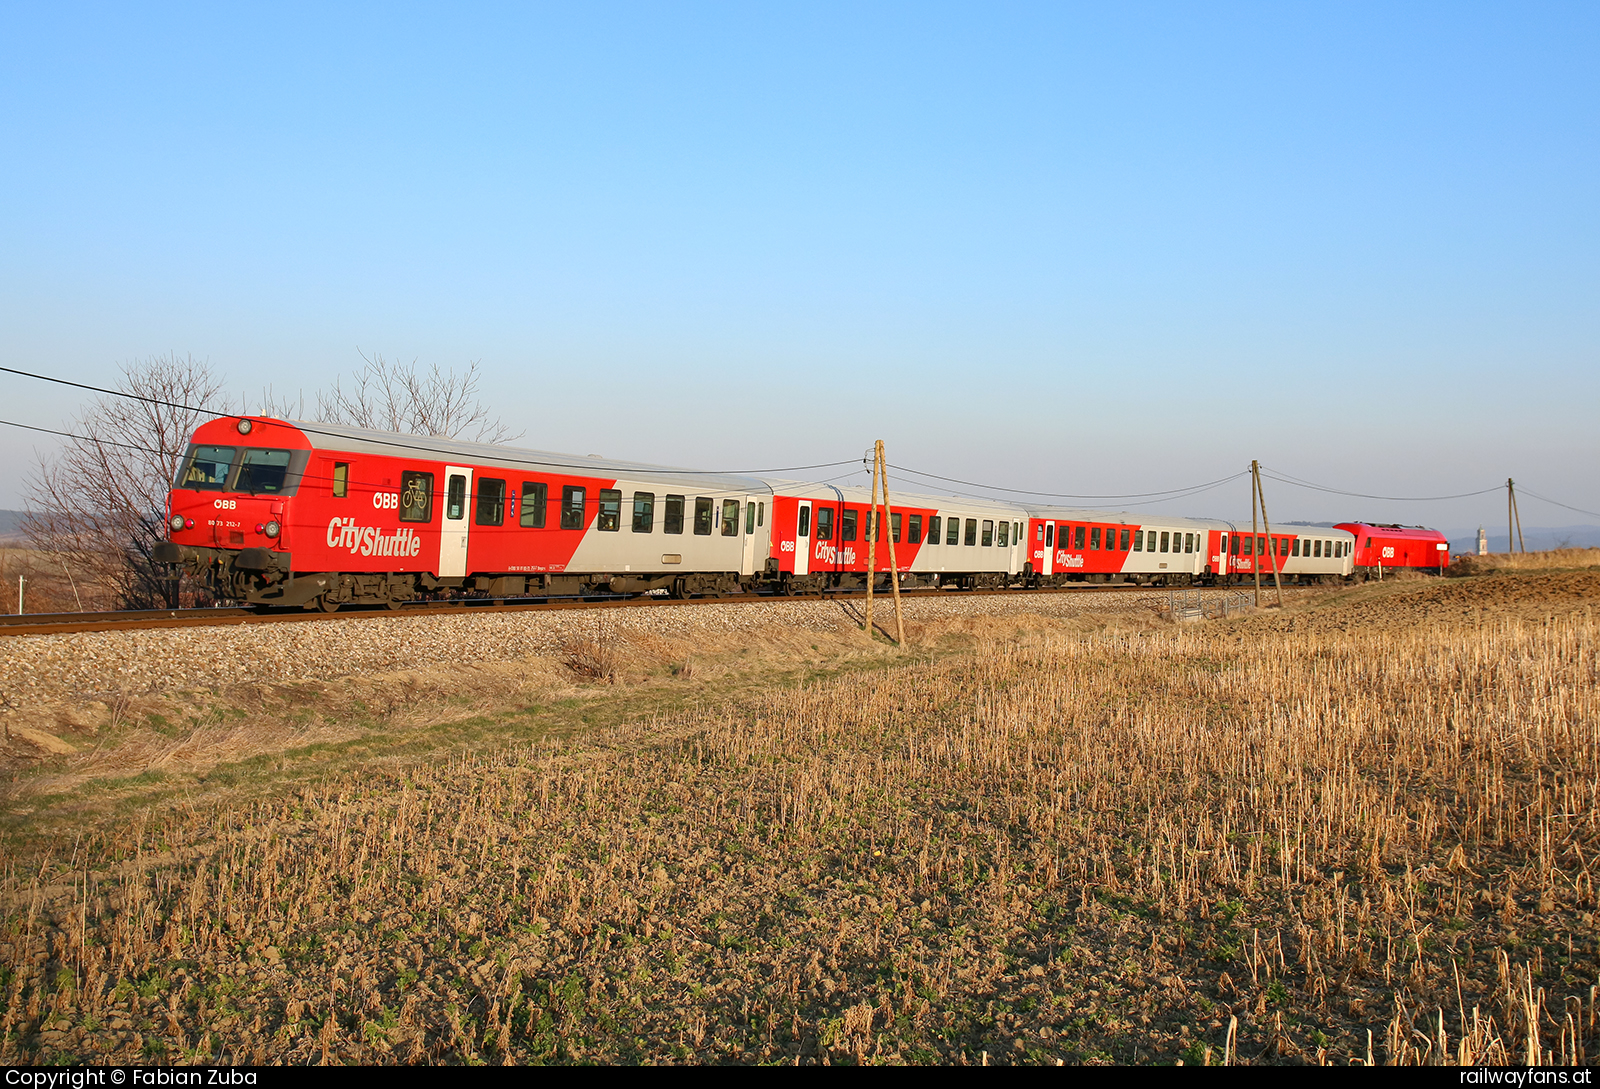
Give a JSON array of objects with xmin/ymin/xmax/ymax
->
[
  {"xmin": 326, "ymin": 517, "xmax": 423, "ymax": 557},
  {"xmin": 372, "ymin": 492, "xmax": 400, "ymax": 510},
  {"xmin": 212, "ymin": 498, "xmax": 237, "ymax": 509}
]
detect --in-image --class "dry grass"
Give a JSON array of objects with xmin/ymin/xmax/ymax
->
[
  {"xmin": 0, "ymin": 583, "xmax": 1597, "ymax": 1065},
  {"xmin": 1450, "ymin": 549, "xmax": 1600, "ymax": 577}
]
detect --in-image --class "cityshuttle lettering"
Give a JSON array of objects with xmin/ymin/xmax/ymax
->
[{"xmin": 325, "ymin": 517, "xmax": 423, "ymax": 557}]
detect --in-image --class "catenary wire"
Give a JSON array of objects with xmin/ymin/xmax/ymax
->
[
  {"xmin": 1516, "ymin": 489, "xmax": 1600, "ymax": 521},
  {"xmin": 887, "ymin": 463, "xmax": 1251, "ymax": 500},
  {"xmin": 0, "ymin": 367, "xmax": 860, "ymax": 479},
  {"xmin": 1260, "ymin": 467, "xmax": 1503, "ymax": 502}
]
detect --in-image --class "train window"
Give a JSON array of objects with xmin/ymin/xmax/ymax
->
[
  {"xmin": 798, "ymin": 505, "xmax": 811, "ymax": 537},
  {"xmin": 519, "ymin": 482, "xmax": 546, "ymax": 528},
  {"xmin": 996, "ymin": 520, "xmax": 1007, "ymax": 547},
  {"xmin": 926, "ymin": 515, "xmax": 939, "ymax": 543},
  {"xmin": 1090, "ymin": 527, "xmax": 1101, "ymax": 550},
  {"xmin": 445, "ymin": 475, "xmax": 468, "ymax": 521},
  {"xmin": 1365, "ymin": 537, "xmax": 1373, "ymax": 548},
  {"xmin": 664, "ymin": 495, "xmax": 685, "ymax": 534},
  {"xmin": 561, "ymin": 486, "xmax": 586, "ymax": 530},
  {"xmin": 1072, "ymin": 525, "xmax": 1083, "ymax": 549},
  {"xmin": 841, "ymin": 509, "xmax": 857, "ymax": 541},
  {"xmin": 947, "ymin": 517, "xmax": 961, "ymax": 546},
  {"xmin": 235, "ymin": 449, "xmax": 294, "ymax": 495},
  {"xmin": 1185, "ymin": 533, "xmax": 1194, "ymax": 554},
  {"xmin": 400, "ymin": 471, "xmax": 434, "ymax": 522},
  {"xmin": 1045, "ymin": 523, "xmax": 1054, "ymax": 547},
  {"xmin": 981, "ymin": 520, "xmax": 994, "ymax": 546},
  {"xmin": 1258, "ymin": 537, "xmax": 1267, "ymax": 556},
  {"xmin": 908, "ymin": 515, "xmax": 922, "ymax": 544},
  {"xmin": 595, "ymin": 489, "xmax": 621, "ymax": 532},
  {"xmin": 1157, "ymin": 531, "xmax": 1167, "ymax": 552},
  {"xmin": 1036, "ymin": 523, "xmax": 1044, "ymax": 543},
  {"xmin": 1313, "ymin": 540, "xmax": 1321, "ymax": 558},
  {"xmin": 632, "ymin": 492, "xmax": 654, "ymax": 532},
  {"xmin": 694, "ymin": 497, "xmax": 714, "ymax": 535},
  {"xmin": 332, "ymin": 462, "xmax": 349, "ymax": 498},
  {"xmin": 1292, "ymin": 539, "xmax": 1300, "ymax": 557},
  {"xmin": 745, "ymin": 501, "xmax": 757, "ymax": 534},
  {"xmin": 1131, "ymin": 529, "xmax": 1142, "ymax": 552},
  {"xmin": 891, "ymin": 512, "xmax": 902, "ymax": 543},
  {"xmin": 476, "ymin": 478, "xmax": 507, "ymax": 526},
  {"xmin": 816, "ymin": 507, "xmax": 833, "ymax": 541},
  {"xmin": 964, "ymin": 518, "xmax": 978, "ymax": 546},
  {"xmin": 1120, "ymin": 528, "xmax": 1130, "ymax": 551},
  {"xmin": 758, "ymin": 502, "xmax": 765, "ymax": 527},
  {"xmin": 722, "ymin": 499, "xmax": 740, "ymax": 536},
  {"xmin": 177, "ymin": 445, "xmax": 236, "ymax": 490}
]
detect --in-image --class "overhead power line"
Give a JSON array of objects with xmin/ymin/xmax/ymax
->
[
  {"xmin": 1517, "ymin": 488, "xmax": 1600, "ymax": 521},
  {"xmin": 1260, "ymin": 467, "xmax": 1502, "ymax": 503},
  {"xmin": 0, "ymin": 366, "xmax": 856, "ymax": 478},
  {"xmin": 888, "ymin": 463, "xmax": 1251, "ymax": 501}
]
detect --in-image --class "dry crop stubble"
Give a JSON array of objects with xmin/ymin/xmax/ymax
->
[{"xmin": 0, "ymin": 582, "xmax": 1596, "ymax": 1064}]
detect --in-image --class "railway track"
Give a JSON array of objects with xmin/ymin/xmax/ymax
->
[{"xmin": 0, "ymin": 583, "xmax": 1164, "ymax": 637}]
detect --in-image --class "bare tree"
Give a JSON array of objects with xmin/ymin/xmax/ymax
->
[
  {"xmin": 316, "ymin": 351, "xmax": 522, "ymax": 443},
  {"xmin": 23, "ymin": 354, "xmax": 227, "ymax": 609}
]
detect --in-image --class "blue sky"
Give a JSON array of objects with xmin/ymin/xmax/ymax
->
[{"xmin": 2, "ymin": 2, "xmax": 1596, "ymax": 529}]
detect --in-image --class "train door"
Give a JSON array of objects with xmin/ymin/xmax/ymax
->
[
  {"xmin": 740, "ymin": 495, "xmax": 760, "ymax": 576},
  {"xmin": 1040, "ymin": 521, "xmax": 1054, "ymax": 576},
  {"xmin": 793, "ymin": 501, "xmax": 811, "ymax": 576},
  {"xmin": 439, "ymin": 466, "xmax": 473, "ymax": 578}
]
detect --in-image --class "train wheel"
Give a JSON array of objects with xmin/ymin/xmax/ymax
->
[
  {"xmin": 315, "ymin": 594, "xmax": 340, "ymax": 613},
  {"xmin": 385, "ymin": 597, "xmax": 406, "ymax": 611}
]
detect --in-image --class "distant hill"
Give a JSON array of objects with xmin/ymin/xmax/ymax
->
[
  {"xmin": 1444, "ymin": 524, "xmax": 1600, "ymax": 554},
  {"xmin": 0, "ymin": 509, "xmax": 26, "ymax": 543}
]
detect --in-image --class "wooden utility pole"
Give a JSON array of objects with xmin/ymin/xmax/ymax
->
[
  {"xmin": 864, "ymin": 440, "xmax": 906, "ymax": 646},
  {"xmin": 1250, "ymin": 467, "xmax": 1261, "ymax": 607},
  {"xmin": 1252, "ymin": 460, "xmax": 1285, "ymax": 608},
  {"xmin": 1506, "ymin": 478, "xmax": 1525, "ymax": 554}
]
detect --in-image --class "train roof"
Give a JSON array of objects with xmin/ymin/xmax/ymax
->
[
  {"xmin": 199, "ymin": 417, "xmax": 773, "ymax": 493},
  {"xmin": 1334, "ymin": 521, "xmax": 1446, "ymax": 540}
]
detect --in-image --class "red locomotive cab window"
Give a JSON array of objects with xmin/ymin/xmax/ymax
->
[
  {"xmin": 177, "ymin": 445, "xmax": 237, "ymax": 490},
  {"xmin": 1365, "ymin": 537, "xmax": 1373, "ymax": 548},
  {"xmin": 332, "ymin": 462, "xmax": 349, "ymax": 498},
  {"xmin": 797, "ymin": 505, "xmax": 811, "ymax": 537},
  {"xmin": 399, "ymin": 471, "xmax": 434, "ymax": 523},
  {"xmin": 1044, "ymin": 523, "xmax": 1053, "ymax": 547},
  {"xmin": 815, "ymin": 507, "xmax": 833, "ymax": 541}
]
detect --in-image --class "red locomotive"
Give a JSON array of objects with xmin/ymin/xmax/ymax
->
[{"xmin": 1335, "ymin": 522, "xmax": 1451, "ymax": 575}]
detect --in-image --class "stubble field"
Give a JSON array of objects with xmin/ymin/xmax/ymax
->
[{"xmin": 1, "ymin": 573, "xmax": 1597, "ymax": 1065}]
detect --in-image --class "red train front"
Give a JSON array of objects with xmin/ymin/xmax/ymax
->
[{"xmin": 1335, "ymin": 522, "xmax": 1450, "ymax": 574}]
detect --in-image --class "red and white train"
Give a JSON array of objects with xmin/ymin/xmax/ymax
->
[{"xmin": 154, "ymin": 416, "xmax": 1445, "ymax": 610}]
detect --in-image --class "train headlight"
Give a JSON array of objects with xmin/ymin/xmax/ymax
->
[
  {"xmin": 263, "ymin": 520, "xmax": 281, "ymax": 539},
  {"xmin": 237, "ymin": 418, "xmax": 253, "ymax": 435},
  {"xmin": 170, "ymin": 514, "xmax": 186, "ymax": 532}
]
